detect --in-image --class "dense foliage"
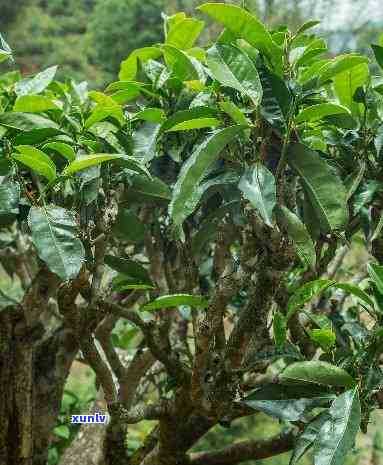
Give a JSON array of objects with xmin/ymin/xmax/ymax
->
[
  {"xmin": 3, "ymin": 4, "xmax": 383, "ymax": 465},
  {"xmin": 3, "ymin": 0, "xmax": 382, "ymax": 85}
]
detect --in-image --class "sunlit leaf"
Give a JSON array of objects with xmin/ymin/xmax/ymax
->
[
  {"xmin": 317, "ymin": 54, "xmax": 368, "ymax": 86},
  {"xmin": 206, "ymin": 44, "xmax": 263, "ymax": 106},
  {"xmin": 142, "ymin": 294, "xmax": 208, "ymax": 311},
  {"xmin": 119, "ymin": 47, "xmax": 161, "ymax": 81},
  {"xmin": 198, "ymin": 3, "xmax": 280, "ymax": 59},
  {"xmin": 165, "ymin": 117, "xmax": 221, "ymax": 131},
  {"xmin": 15, "ymin": 66, "xmax": 58, "ymax": 96},
  {"xmin": 280, "ymin": 361, "xmax": 355, "ymax": 388},
  {"xmin": 13, "ymin": 145, "xmax": 56, "ymax": 181},
  {"xmin": 13, "ymin": 95, "xmax": 59, "ymax": 113},
  {"xmin": 166, "ymin": 18, "xmax": 204, "ymax": 50}
]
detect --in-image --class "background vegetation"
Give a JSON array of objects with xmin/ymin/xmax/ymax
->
[{"xmin": 2, "ymin": 0, "xmax": 383, "ymax": 85}]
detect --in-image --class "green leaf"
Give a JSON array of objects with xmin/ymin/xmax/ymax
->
[
  {"xmin": 85, "ymin": 92, "xmax": 124, "ymax": 129},
  {"xmin": 353, "ymin": 180, "xmax": 380, "ymax": 214},
  {"xmin": 333, "ymin": 282, "xmax": 375, "ymax": 309},
  {"xmin": 367, "ymin": 263, "xmax": 383, "ymax": 296},
  {"xmin": 0, "ymin": 35, "xmax": 12, "ymax": 58},
  {"xmin": 169, "ymin": 125, "xmax": 244, "ymax": 227},
  {"xmin": 133, "ymin": 122, "xmax": 161, "ymax": 162},
  {"xmin": 14, "ymin": 128, "xmax": 63, "ymax": 146},
  {"xmin": 0, "ymin": 113, "xmax": 58, "ymax": 131},
  {"xmin": 308, "ymin": 329, "xmax": 336, "ymax": 352},
  {"xmin": 62, "ymin": 154, "xmax": 124, "ymax": 176},
  {"xmin": 105, "ymin": 80, "xmax": 143, "ymax": 97},
  {"xmin": 294, "ymin": 45, "xmax": 327, "ymax": 69},
  {"xmin": 198, "ymin": 3, "xmax": 279, "ymax": 59},
  {"xmin": 119, "ymin": 47, "xmax": 162, "ymax": 81},
  {"xmin": 161, "ymin": 44, "xmax": 199, "ymax": 81},
  {"xmin": 279, "ymin": 361, "xmax": 355, "ymax": 388},
  {"xmin": 276, "ymin": 205, "xmax": 316, "ymax": 271},
  {"xmin": 105, "ymin": 255, "xmax": 152, "ymax": 285},
  {"xmin": 118, "ymin": 156, "xmax": 152, "ymax": 177},
  {"xmin": 42, "ymin": 142, "xmax": 76, "ymax": 162},
  {"xmin": 286, "ymin": 143, "xmax": 348, "ymax": 233},
  {"xmin": 160, "ymin": 107, "xmax": 217, "ymax": 133},
  {"xmin": 112, "ymin": 276, "xmax": 155, "ymax": 292},
  {"xmin": 13, "ymin": 95, "xmax": 59, "ymax": 113},
  {"xmin": 287, "ymin": 279, "xmax": 334, "ymax": 320},
  {"xmin": 313, "ymin": 389, "xmax": 361, "ymax": 465},
  {"xmin": 334, "ymin": 63, "xmax": 369, "ymax": 115},
  {"xmin": 345, "ymin": 163, "xmax": 365, "ymax": 201},
  {"xmin": 15, "ymin": 66, "xmax": 58, "ymax": 96},
  {"xmin": 371, "ymin": 212, "xmax": 383, "ymax": 242},
  {"xmin": 0, "ymin": 159, "xmax": 11, "ymax": 176},
  {"xmin": 375, "ymin": 127, "xmax": 383, "ymax": 156},
  {"xmin": 304, "ymin": 312, "xmax": 333, "ymax": 331},
  {"xmin": 206, "ymin": 44, "xmax": 263, "ymax": 106},
  {"xmin": 170, "ymin": 172, "xmax": 238, "ymax": 228},
  {"xmin": 0, "ymin": 49, "xmax": 11, "ymax": 64},
  {"xmin": 166, "ymin": 117, "xmax": 221, "ymax": 132},
  {"xmin": 133, "ymin": 108, "xmax": 166, "ymax": 123},
  {"xmin": 258, "ymin": 65, "xmax": 292, "ymax": 125},
  {"xmin": 28, "ymin": 206, "xmax": 85, "ymax": 281},
  {"xmin": 13, "ymin": 145, "xmax": 56, "ymax": 182},
  {"xmin": 296, "ymin": 103, "xmax": 350, "ymax": 124},
  {"xmin": 167, "ymin": 12, "xmax": 186, "ymax": 29},
  {"xmin": 295, "ymin": 20, "xmax": 321, "ymax": 36},
  {"xmin": 54, "ymin": 425, "xmax": 70, "ymax": 440},
  {"xmin": 290, "ymin": 412, "xmax": 330, "ymax": 465},
  {"xmin": 142, "ymin": 294, "xmax": 208, "ymax": 311},
  {"xmin": 372, "ymin": 44, "xmax": 383, "ymax": 70},
  {"xmin": 299, "ymin": 59, "xmax": 330, "ymax": 84},
  {"xmin": 238, "ymin": 163, "xmax": 276, "ymax": 227},
  {"xmin": 288, "ymin": 279, "xmax": 374, "ymax": 321},
  {"xmin": 166, "ymin": 18, "xmax": 204, "ymax": 50},
  {"xmin": 317, "ymin": 54, "xmax": 368, "ymax": 86},
  {"xmin": 219, "ymin": 100, "xmax": 251, "ymax": 126},
  {"xmin": 129, "ymin": 174, "xmax": 171, "ymax": 200},
  {"xmin": 243, "ymin": 384, "xmax": 334, "ymax": 422},
  {"xmin": 88, "ymin": 122, "xmax": 124, "ymax": 152},
  {"xmin": 0, "ymin": 180, "xmax": 19, "ymax": 224},
  {"xmin": 273, "ymin": 311, "xmax": 287, "ymax": 348}
]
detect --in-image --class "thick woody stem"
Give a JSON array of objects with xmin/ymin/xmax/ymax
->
[
  {"xmin": 191, "ymin": 265, "xmax": 244, "ymax": 416},
  {"xmin": 187, "ymin": 430, "xmax": 295, "ymax": 465},
  {"xmin": 80, "ymin": 334, "xmax": 117, "ymax": 404}
]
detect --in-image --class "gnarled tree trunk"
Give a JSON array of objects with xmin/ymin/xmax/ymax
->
[{"xmin": 0, "ymin": 307, "xmax": 77, "ymax": 465}]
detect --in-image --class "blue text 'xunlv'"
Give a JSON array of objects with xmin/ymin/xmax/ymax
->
[{"xmin": 71, "ymin": 413, "xmax": 108, "ymax": 424}]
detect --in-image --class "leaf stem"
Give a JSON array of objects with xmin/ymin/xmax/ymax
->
[{"xmin": 275, "ymin": 96, "xmax": 297, "ymax": 183}]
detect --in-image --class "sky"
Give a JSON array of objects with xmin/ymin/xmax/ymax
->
[{"xmin": 305, "ymin": 0, "xmax": 383, "ymax": 31}]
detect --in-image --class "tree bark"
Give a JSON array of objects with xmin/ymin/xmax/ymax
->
[{"xmin": 0, "ymin": 307, "xmax": 78, "ymax": 465}]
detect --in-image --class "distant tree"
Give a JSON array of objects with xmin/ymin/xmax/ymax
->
[
  {"xmin": 0, "ymin": 0, "xmax": 28, "ymax": 31},
  {"xmin": 6, "ymin": 0, "xmax": 98, "ymax": 82},
  {"xmin": 88, "ymin": 0, "xmax": 165, "ymax": 80}
]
